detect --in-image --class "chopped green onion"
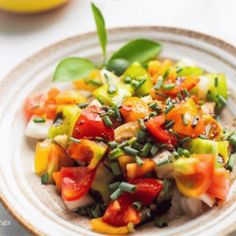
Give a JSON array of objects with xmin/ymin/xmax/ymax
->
[
  {"xmin": 165, "ymin": 120, "xmax": 175, "ymax": 129},
  {"xmin": 165, "ymin": 103, "xmax": 174, "ymax": 114},
  {"xmin": 123, "ymin": 146, "xmax": 139, "ymax": 157},
  {"xmin": 154, "ymin": 77, "xmax": 163, "ymax": 90},
  {"xmin": 111, "ymin": 162, "xmax": 122, "ymax": 176},
  {"xmin": 109, "ymin": 181, "xmax": 121, "ymax": 191},
  {"xmin": 154, "ymin": 217, "xmax": 168, "ymax": 228},
  {"xmin": 118, "ymin": 140, "xmax": 129, "ymax": 148},
  {"xmin": 119, "ymin": 182, "xmax": 136, "ymax": 193},
  {"xmin": 162, "ymin": 69, "xmax": 169, "ymax": 79},
  {"xmin": 110, "ymin": 188, "xmax": 123, "ymax": 200},
  {"xmin": 91, "ymin": 204, "xmax": 102, "ymax": 218},
  {"xmin": 172, "ymin": 151, "xmax": 179, "ymax": 159},
  {"xmin": 163, "ymin": 83, "xmax": 175, "ymax": 90},
  {"xmin": 128, "ymin": 137, "xmax": 137, "ymax": 145},
  {"xmin": 149, "ymin": 102, "xmax": 162, "ymax": 112},
  {"xmin": 150, "ymin": 145, "xmax": 159, "ymax": 156},
  {"xmin": 102, "ymin": 115, "xmax": 113, "ymax": 127},
  {"xmin": 192, "ymin": 116, "xmax": 199, "ymax": 128},
  {"xmin": 33, "ymin": 117, "xmax": 46, "ymax": 123},
  {"xmin": 109, "ymin": 148, "xmax": 124, "ymax": 160},
  {"xmin": 137, "ymin": 130, "xmax": 147, "ymax": 143},
  {"xmin": 77, "ymin": 102, "xmax": 89, "ymax": 109},
  {"xmin": 183, "ymin": 88, "xmax": 190, "ymax": 97},
  {"xmin": 70, "ymin": 137, "xmax": 81, "ymax": 143},
  {"xmin": 140, "ymin": 142, "xmax": 152, "ymax": 157},
  {"xmin": 113, "ymin": 105, "xmax": 122, "ymax": 122},
  {"xmin": 218, "ymin": 95, "xmax": 227, "ymax": 106},
  {"xmin": 156, "ymin": 157, "xmax": 169, "ymax": 166},
  {"xmin": 124, "ymin": 76, "xmax": 132, "ymax": 83},
  {"xmin": 141, "ymin": 207, "xmax": 152, "ymax": 221},
  {"xmin": 177, "ymin": 147, "xmax": 184, "ymax": 156},
  {"xmin": 138, "ymin": 119, "xmax": 146, "ymax": 130},
  {"xmin": 182, "ymin": 149, "xmax": 190, "ymax": 157},
  {"xmin": 108, "ymin": 141, "xmax": 118, "ymax": 149},
  {"xmin": 131, "ymin": 79, "xmax": 146, "ymax": 89},
  {"xmin": 135, "ymin": 156, "xmax": 143, "ymax": 166},
  {"xmin": 177, "ymin": 92, "xmax": 183, "ymax": 101},
  {"xmin": 163, "ymin": 179, "xmax": 171, "ymax": 193},
  {"xmin": 181, "ymin": 114, "xmax": 188, "ymax": 126},
  {"xmin": 149, "ymin": 111, "xmax": 158, "ymax": 118},
  {"xmin": 132, "ymin": 201, "xmax": 142, "ymax": 210},
  {"xmin": 41, "ymin": 173, "xmax": 49, "ymax": 184},
  {"xmin": 214, "ymin": 77, "xmax": 219, "ymax": 87},
  {"xmin": 180, "ymin": 137, "xmax": 192, "ymax": 145},
  {"xmin": 226, "ymin": 154, "xmax": 236, "ymax": 171}
]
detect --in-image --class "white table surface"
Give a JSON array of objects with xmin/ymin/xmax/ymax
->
[{"xmin": 0, "ymin": 0, "xmax": 236, "ymax": 235}]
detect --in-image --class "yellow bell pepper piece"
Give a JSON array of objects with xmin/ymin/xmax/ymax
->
[
  {"xmin": 34, "ymin": 140, "xmax": 51, "ymax": 176},
  {"xmin": 90, "ymin": 218, "xmax": 129, "ymax": 235}
]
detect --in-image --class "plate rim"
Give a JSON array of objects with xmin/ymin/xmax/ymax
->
[{"xmin": 1, "ymin": 25, "xmax": 236, "ymax": 236}]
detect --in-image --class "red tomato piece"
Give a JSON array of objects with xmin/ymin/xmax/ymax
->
[
  {"xmin": 207, "ymin": 168, "xmax": 230, "ymax": 201},
  {"xmin": 61, "ymin": 167, "xmax": 95, "ymax": 201},
  {"xmin": 129, "ymin": 178, "xmax": 163, "ymax": 206},
  {"xmin": 102, "ymin": 194, "xmax": 141, "ymax": 227},
  {"xmin": 145, "ymin": 115, "xmax": 176, "ymax": 145},
  {"xmin": 73, "ymin": 105, "xmax": 114, "ymax": 141}
]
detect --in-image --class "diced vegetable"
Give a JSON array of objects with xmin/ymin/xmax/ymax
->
[
  {"xmin": 48, "ymin": 105, "xmax": 81, "ymax": 138},
  {"xmin": 73, "ymin": 105, "xmax": 114, "ymax": 141},
  {"xmin": 207, "ymin": 168, "xmax": 230, "ymax": 201},
  {"xmin": 61, "ymin": 167, "xmax": 95, "ymax": 201},
  {"xmin": 67, "ymin": 139, "xmax": 108, "ymax": 168},
  {"xmin": 102, "ymin": 194, "xmax": 141, "ymax": 226},
  {"xmin": 25, "ymin": 115, "xmax": 53, "ymax": 139},
  {"xmin": 126, "ymin": 159, "xmax": 156, "ymax": 179},
  {"xmin": 191, "ymin": 74, "xmax": 228, "ymax": 107},
  {"xmin": 122, "ymin": 62, "xmax": 153, "ymax": 96},
  {"xmin": 174, "ymin": 154, "xmax": 215, "ymax": 197},
  {"xmin": 91, "ymin": 164, "xmax": 114, "ymax": 203},
  {"xmin": 93, "ymin": 76, "xmax": 133, "ymax": 106},
  {"xmin": 90, "ymin": 218, "xmax": 130, "ymax": 235},
  {"xmin": 55, "ymin": 90, "xmax": 86, "ymax": 105},
  {"xmin": 120, "ymin": 97, "xmax": 150, "ymax": 122},
  {"xmin": 115, "ymin": 121, "xmax": 139, "ymax": 142},
  {"xmin": 34, "ymin": 140, "xmax": 51, "ymax": 176}
]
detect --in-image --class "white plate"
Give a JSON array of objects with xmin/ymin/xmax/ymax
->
[{"xmin": 1, "ymin": 26, "xmax": 236, "ymax": 236}]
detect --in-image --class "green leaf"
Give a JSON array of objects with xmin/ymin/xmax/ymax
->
[
  {"xmin": 53, "ymin": 57, "xmax": 95, "ymax": 82},
  {"xmin": 91, "ymin": 3, "xmax": 107, "ymax": 61},
  {"xmin": 108, "ymin": 39, "xmax": 162, "ymax": 65}
]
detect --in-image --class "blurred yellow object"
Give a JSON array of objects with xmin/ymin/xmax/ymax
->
[{"xmin": 0, "ymin": 0, "xmax": 69, "ymax": 13}]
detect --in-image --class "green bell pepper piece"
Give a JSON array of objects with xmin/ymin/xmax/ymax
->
[
  {"xmin": 122, "ymin": 62, "xmax": 153, "ymax": 96},
  {"xmin": 184, "ymin": 138, "xmax": 229, "ymax": 167},
  {"xmin": 48, "ymin": 105, "xmax": 81, "ymax": 138},
  {"xmin": 93, "ymin": 79, "xmax": 133, "ymax": 106}
]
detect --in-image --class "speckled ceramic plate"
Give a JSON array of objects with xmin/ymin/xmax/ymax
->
[{"xmin": 1, "ymin": 27, "xmax": 236, "ymax": 236}]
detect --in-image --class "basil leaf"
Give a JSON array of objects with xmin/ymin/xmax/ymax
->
[
  {"xmin": 108, "ymin": 39, "xmax": 162, "ymax": 65},
  {"xmin": 91, "ymin": 3, "xmax": 107, "ymax": 61},
  {"xmin": 53, "ymin": 57, "xmax": 95, "ymax": 82}
]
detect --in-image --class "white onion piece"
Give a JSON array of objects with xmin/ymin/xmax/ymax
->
[
  {"xmin": 181, "ymin": 197, "xmax": 203, "ymax": 218},
  {"xmin": 198, "ymin": 193, "xmax": 215, "ymax": 208},
  {"xmin": 153, "ymin": 151, "xmax": 175, "ymax": 179},
  {"xmin": 195, "ymin": 76, "xmax": 209, "ymax": 99},
  {"xmin": 25, "ymin": 116, "xmax": 53, "ymax": 139},
  {"xmin": 64, "ymin": 193, "xmax": 94, "ymax": 211}
]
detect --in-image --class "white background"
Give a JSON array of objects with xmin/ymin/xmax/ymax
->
[{"xmin": 0, "ymin": 0, "xmax": 236, "ymax": 235}]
